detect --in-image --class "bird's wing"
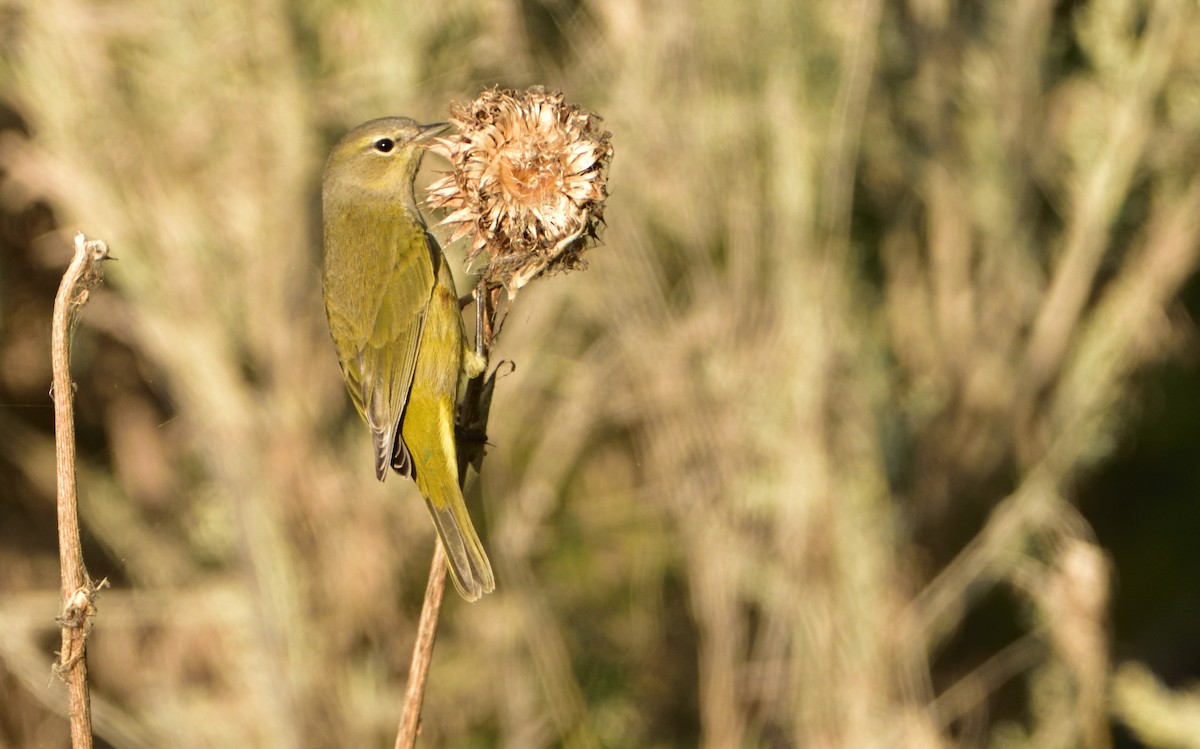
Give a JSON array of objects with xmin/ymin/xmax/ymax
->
[{"xmin": 323, "ymin": 201, "xmax": 435, "ymax": 479}]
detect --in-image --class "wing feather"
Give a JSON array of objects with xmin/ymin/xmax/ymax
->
[{"xmin": 322, "ymin": 198, "xmax": 435, "ymax": 479}]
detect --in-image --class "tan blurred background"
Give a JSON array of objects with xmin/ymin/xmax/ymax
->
[{"xmin": 3, "ymin": 0, "xmax": 1200, "ymax": 747}]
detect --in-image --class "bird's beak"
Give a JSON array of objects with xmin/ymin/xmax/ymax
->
[{"xmin": 414, "ymin": 122, "xmax": 451, "ymax": 144}]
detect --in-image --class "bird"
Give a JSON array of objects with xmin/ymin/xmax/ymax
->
[{"xmin": 321, "ymin": 116, "xmax": 493, "ymax": 601}]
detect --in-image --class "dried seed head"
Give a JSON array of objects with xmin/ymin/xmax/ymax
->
[{"xmin": 425, "ymin": 86, "xmax": 613, "ymax": 297}]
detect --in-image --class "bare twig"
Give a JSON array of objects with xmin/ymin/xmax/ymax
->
[
  {"xmin": 394, "ymin": 279, "xmax": 501, "ymax": 749},
  {"xmin": 394, "ymin": 541, "xmax": 450, "ymax": 749},
  {"xmin": 397, "ymin": 84, "xmax": 606, "ymax": 744},
  {"xmin": 51, "ymin": 232, "xmax": 110, "ymax": 749}
]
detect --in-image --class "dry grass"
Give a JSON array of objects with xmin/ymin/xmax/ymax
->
[{"xmin": 2, "ymin": 0, "xmax": 1200, "ymax": 747}]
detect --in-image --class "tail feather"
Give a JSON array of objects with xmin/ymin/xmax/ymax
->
[{"xmin": 420, "ymin": 475, "xmax": 494, "ymax": 601}]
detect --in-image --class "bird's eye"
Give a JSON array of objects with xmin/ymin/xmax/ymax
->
[{"xmin": 373, "ymin": 138, "xmax": 395, "ymax": 153}]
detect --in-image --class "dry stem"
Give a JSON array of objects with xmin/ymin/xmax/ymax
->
[
  {"xmin": 51, "ymin": 232, "xmax": 110, "ymax": 749},
  {"xmin": 394, "ymin": 279, "xmax": 501, "ymax": 749},
  {"xmin": 394, "ymin": 541, "xmax": 450, "ymax": 749}
]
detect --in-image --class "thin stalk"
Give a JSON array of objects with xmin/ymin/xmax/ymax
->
[
  {"xmin": 50, "ymin": 233, "xmax": 110, "ymax": 749},
  {"xmin": 394, "ymin": 279, "xmax": 500, "ymax": 749}
]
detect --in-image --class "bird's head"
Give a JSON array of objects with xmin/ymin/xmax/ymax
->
[{"xmin": 323, "ymin": 117, "xmax": 448, "ymax": 198}]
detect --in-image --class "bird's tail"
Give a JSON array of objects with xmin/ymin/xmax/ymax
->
[{"xmin": 420, "ymin": 472, "xmax": 495, "ymax": 601}]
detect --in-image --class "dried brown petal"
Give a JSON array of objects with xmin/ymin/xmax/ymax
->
[{"xmin": 424, "ymin": 86, "xmax": 613, "ymax": 297}]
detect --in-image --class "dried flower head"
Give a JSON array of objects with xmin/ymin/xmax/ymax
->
[{"xmin": 425, "ymin": 86, "xmax": 613, "ymax": 297}]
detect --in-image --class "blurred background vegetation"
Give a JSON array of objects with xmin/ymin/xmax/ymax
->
[{"xmin": 2, "ymin": 0, "xmax": 1200, "ymax": 747}]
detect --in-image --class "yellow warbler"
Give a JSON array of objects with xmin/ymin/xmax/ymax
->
[{"xmin": 321, "ymin": 117, "xmax": 493, "ymax": 601}]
